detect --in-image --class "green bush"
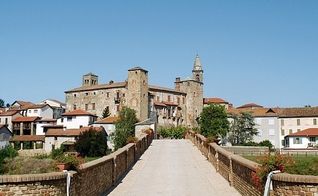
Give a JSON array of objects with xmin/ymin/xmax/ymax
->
[
  {"xmin": 0, "ymin": 146, "xmax": 19, "ymax": 174},
  {"xmin": 158, "ymin": 127, "xmax": 186, "ymax": 139}
]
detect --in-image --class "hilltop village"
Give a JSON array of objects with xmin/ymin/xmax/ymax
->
[{"xmin": 1, "ymin": 55, "xmax": 318, "ymax": 153}]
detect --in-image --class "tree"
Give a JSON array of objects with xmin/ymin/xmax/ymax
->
[
  {"xmin": 0, "ymin": 99, "xmax": 4, "ymax": 108},
  {"xmin": 111, "ymin": 106, "xmax": 138, "ymax": 150},
  {"xmin": 74, "ymin": 127, "xmax": 108, "ymax": 157},
  {"xmin": 101, "ymin": 106, "xmax": 110, "ymax": 119},
  {"xmin": 199, "ymin": 103, "xmax": 229, "ymax": 139},
  {"xmin": 228, "ymin": 112, "xmax": 258, "ymax": 145}
]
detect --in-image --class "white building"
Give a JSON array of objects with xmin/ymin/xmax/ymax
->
[
  {"xmin": 57, "ymin": 109, "xmax": 97, "ymax": 129},
  {"xmin": 284, "ymin": 128, "xmax": 318, "ymax": 149},
  {"xmin": 93, "ymin": 116, "xmax": 119, "ymax": 150}
]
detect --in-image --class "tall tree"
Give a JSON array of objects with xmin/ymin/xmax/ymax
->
[
  {"xmin": 101, "ymin": 106, "xmax": 110, "ymax": 119},
  {"xmin": 74, "ymin": 127, "xmax": 108, "ymax": 157},
  {"xmin": 0, "ymin": 99, "xmax": 4, "ymax": 108},
  {"xmin": 111, "ymin": 106, "xmax": 138, "ymax": 150},
  {"xmin": 199, "ymin": 103, "xmax": 229, "ymax": 138},
  {"xmin": 228, "ymin": 112, "xmax": 258, "ymax": 145}
]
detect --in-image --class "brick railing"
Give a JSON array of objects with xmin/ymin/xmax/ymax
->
[
  {"xmin": 0, "ymin": 134, "xmax": 153, "ymax": 196},
  {"xmin": 186, "ymin": 130, "xmax": 318, "ymax": 196}
]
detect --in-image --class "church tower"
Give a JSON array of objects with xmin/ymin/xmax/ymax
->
[
  {"xmin": 192, "ymin": 54, "xmax": 203, "ymax": 83},
  {"xmin": 82, "ymin": 72, "xmax": 98, "ymax": 86}
]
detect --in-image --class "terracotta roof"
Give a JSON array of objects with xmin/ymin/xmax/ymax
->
[
  {"xmin": 227, "ymin": 107, "xmax": 278, "ymax": 117},
  {"xmin": 62, "ymin": 109, "xmax": 97, "ymax": 117},
  {"xmin": 286, "ymin": 128, "xmax": 318, "ymax": 137},
  {"xmin": 46, "ymin": 126, "xmax": 103, "ymax": 136},
  {"xmin": 162, "ymin": 101, "xmax": 178, "ymax": 106},
  {"xmin": 26, "ymin": 104, "xmax": 50, "ymax": 109},
  {"xmin": 204, "ymin": 98, "xmax": 228, "ymax": 104},
  {"xmin": 95, "ymin": 116, "xmax": 119, "ymax": 124},
  {"xmin": 41, "ymin": 125, "xmax": 63, "ymax": 128},
  {"xmin": 154, "ymin": 102, "xmax": 167, "ymax": 107},
  {"xmin": 37, "ymin": 118, "xmax": 57, "ymax": 122},
  {"xmin": 0, "ymin": 124, "xmax": 5, "ymax": 129},
  {"xmin": 278, "ymin": 107, "xmax": 318, "ymax": 118},
  {"xmin": 10, "ymin": 135, "xmax": 45, "ymax": 142},
  {"xmin": 237, "ymin": 103, "xmax": 263, "ymax": 109},
  {"xmin": 65, "ymin": 82, "xmax": 127, "ymax": 93},
  {"xmin": 12, "ymin": 116, "xmax": 39, "ymax": 122},
  {"xmin": 14, "ymin": 101, "xmax": 34, "ymax": 106},
  {"xmin": 0, "ymin": 110, "xmax": 18, "ymax": 116}
]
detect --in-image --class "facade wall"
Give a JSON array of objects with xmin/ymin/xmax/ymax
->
[
  {"xmin": 45, "ymin": 136, "xmax": 76, "ymax": 153},
  {"xmin": 279, "ymin": 117, "xmax": 318, "ymax": 148},
  {"xmin": 253, "ymin": 116, "xmax": 280, "ymax": 148},
  {"xmin": 58, "ymin": 115, "xmax": 94, "ymax": 129}
]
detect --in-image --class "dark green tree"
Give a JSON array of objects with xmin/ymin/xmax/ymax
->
[
  {"xmin": 111, "ymin": 106, "xmax": 138, "ymax": 150},
  {"xmin": 228, "ymin": 112, "xmax": 258, "ymax": 145},
  {"xmin": 199, "ymin": 103, "xmax": 229, "ymax": 138},
  {"xmin": 0, "ymin": 99, "xmax": 4, "ymax": 108},
  {"xmin": 74, "ymin": 127, "xmax": 108, "ymax": 157},
  {"xmin": 101, "ymin": 106, "xmax": 110, "ymax": 119},
  {"xmin": 0, "ymin": 146, "xmax": 18, "ymax": 174}
]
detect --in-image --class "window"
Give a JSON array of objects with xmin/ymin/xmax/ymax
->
[
  {"xmin": 269, "ymin": 129, "xmax": 275, "ymax": 136},
  {"xmin": 168, "ymin": 95, "xmax": 171, "ymax": 102},
  {"xmin": 194, "ymin": 92, "xmax": 196, "ymax": 97},
  {"xmin": 86, "ymin": 93, "xmax": 88, "ymax": 96},
  {"xmin": 157, "ymin": 96, "xmax": 160, "ymax": 102},
  {"xmin": 310, "ymin": 137, "xmax": 316, "ymax": 142},
  {"xmin": 257, "ymin": 129, "xmax": 262, "ymax": 136},
  {"xmin": 34, "ymin": 110, "xmax": 38, "ymax": 113},
  {"xmin": 297, "ymin": 129, "xmax": 301, "ymax": 132},
  {"xmin": 123, "ymin": 93, "xmax": 125, "ymax": 97},
  {"xmin": 281, "ymin": 129, "xmax": 285, "ymax": 136},
  {"xmin": 289, "ymin": 129, "xmax": 293, "ymax": 134},
  {"xmin": 107, "ymin": 92, "xmax": 110, "ymax": 98},
  {"xmin": 281, "ymin": 140, "xmax": 285, "ymax": 147},
  {"xmin": 269, "ymin": 119, "xmax": 274, "ymax": 125},
  {"xmin": 61, "ymin": 118, "xmax": 64, "ymax": 123},
  {"xmin": 256, "ymin": 119, "xmax": 261, "ymax": 125},
  {"xmin": 314, "ymin": 119, "xmax": 317, "ymax": 125},
  {"xmin": 85, "ymin": 104, "xmax": 88, "ymax": 110},
  {"xmin": 183, "ymin": 97, "xmax": 185, "ymax": 104},
  {"xmin": 297, "ymin": 119, "xmax": 300, "ymax": 126},
  {"xmin": 117, "ymin": 105, "xmax": 120, "ymax": 111},
  {"xmin": 92, "ymin": 103, "xmax": 95, "ymax": 110},
  {"xmin": 74, "ymin": 94, "xmax": 77, "ymax": 97},
  {"xmin": 177, "ymin": 97, "xmax": 180, "ymax": 104},
  {"xmin": 281, "ymin": 119, "xmax": 284, "ymax": 126},
  {"xmin": 67, "ymin": 117, "xmax": 72, "ymax": 122},
  {"xmin": 73, "ymin": 104, "xmax": 76, "ymax": 110},
  {"xmin": 29, "ymin": 110, "xmax": 32, "ymax": 113},
  {"xmin": 293, "ymin": 138, "xmax": 302, "ymax": 144}
]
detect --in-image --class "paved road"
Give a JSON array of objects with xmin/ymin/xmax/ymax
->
[{"xmin": 106, "ymin": 139, "xmax": 241, "ymax": 196}]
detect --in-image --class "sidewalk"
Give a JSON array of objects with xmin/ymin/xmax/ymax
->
[{"xmin": 106, "ymin": 139, "xmax": 241, "ymax": 196}]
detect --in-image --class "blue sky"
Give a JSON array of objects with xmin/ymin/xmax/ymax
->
[{"xmin": 1, "ymin": 1, "xmax": 318, "ymax": 108}]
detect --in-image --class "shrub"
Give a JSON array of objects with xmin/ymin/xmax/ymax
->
[
  {"xmin": 126, "ymin": 136, "xmax": 138, "ymax": 144},
  {"xmin": 0, "ymin": 146, "xmax": 18, "ymax": 174},
  {"xmin": 251, "ymin": 151, "xmax": 295, "ymax": 192},
  {"xmin": 158, "ymin": 127, "xmax": 187, "ymax": 139}
]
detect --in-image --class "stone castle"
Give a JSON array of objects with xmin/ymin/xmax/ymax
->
[{"xmin": 65, "ymin": 55, "xmax": 204, "ymax": 128}]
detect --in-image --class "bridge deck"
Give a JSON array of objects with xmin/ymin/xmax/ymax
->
[{"xmin": 106, "ymin": 139, "xmax": 241, "ymax": 196}]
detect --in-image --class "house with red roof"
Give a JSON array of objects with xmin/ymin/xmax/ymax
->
[
  {"xmin": 203, "ymin": 98, "xmax": 230, "ymax": 109},
  {"xmin": 57, "ymin": 109, "xmax": 97, "ymax": 129},
  {"xmin": 284, "ymin": 128, "xmax": 318, "ymax": 149},
  {"xmin": 0, "ymin": 110, "xmax": 22, "ymax": 132},
  {"xmin": 44, "ymin": 126, "xmax": 106, "ymax": 153}
]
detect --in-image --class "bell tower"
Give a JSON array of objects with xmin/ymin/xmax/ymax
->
[{"xmin": 192, "ymin": 54, "xmax": 203, "ymax": 83}]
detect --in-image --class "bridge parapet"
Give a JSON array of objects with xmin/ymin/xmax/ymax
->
[
  {"xmin": 186, "ymin": 130, "xmax": 318, "ymax": 196},
  {"xmin": 0, "ymin": 134, "xmax": 153, "ymax": 196}
]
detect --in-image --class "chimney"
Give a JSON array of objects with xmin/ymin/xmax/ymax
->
[{"xmin": 175, "ymin": 77, "xmax": 181, "ymax": 91}]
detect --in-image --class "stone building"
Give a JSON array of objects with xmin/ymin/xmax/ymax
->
[{"xmin": 65, "ymin": 55, "xmax": 204, "ymax": 128}]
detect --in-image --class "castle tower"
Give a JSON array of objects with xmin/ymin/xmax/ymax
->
[
  {"xmin": 127, "ymin": 67, "xmax": 149, "ymax": 121},
  {"xmin": 179, "ymin": 55, "xmax": 204, "ymax": 128},
  {"xmin": 82, "ymin": 72, "xmax": 98, "ymax": 86},
  {"xmin": 192, "ymin": 54, "xmax": 203, "ymax": 82}
]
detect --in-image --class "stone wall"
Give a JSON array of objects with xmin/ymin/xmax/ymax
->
[
  {"xmin": 186, "ymin": 130, "xmax": 318, "ymax": 196},
  {"xmin": 0, "ymin": 134, "xmax": 153, "ymax": 196}
]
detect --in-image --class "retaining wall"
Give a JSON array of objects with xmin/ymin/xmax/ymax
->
[
  {"xmin": 186, "ymin": 130, "xmax": 318, "ymax": 196},
  {"xmin": 0, "ymin": 134, "xmax": 153, "ymax": 196}
]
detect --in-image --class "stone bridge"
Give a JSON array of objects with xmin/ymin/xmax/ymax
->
[{"xmin": 1, "ymin": 132, "xmax": 318, "ymax": 196}]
